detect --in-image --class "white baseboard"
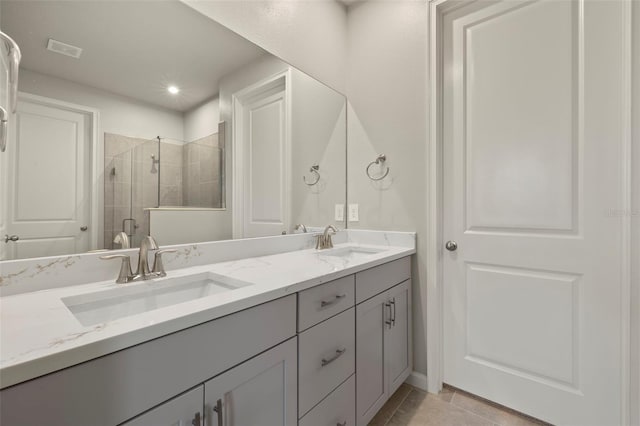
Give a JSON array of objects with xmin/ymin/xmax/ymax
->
[{"xmin": 405, "ymin": 371, "xmax": 428, "ymax": 391}]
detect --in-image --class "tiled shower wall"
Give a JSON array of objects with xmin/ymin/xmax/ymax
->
[
  {"xmin": 104, "ymin": 132, "xmax": 223, "ymax": 249},
  {"xmin": 182, "ymin": 133, "xmax": 222, "ymax": 208}
]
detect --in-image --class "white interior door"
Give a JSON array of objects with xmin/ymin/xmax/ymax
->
[
  {"xmin": 4, "ymin": 96, "xmax": 91, "ymax": 259},
  {"xmin": 235, "ymin": 76, "xmax": 290, "ymax": 238},
  {"xmin": 442, "ymin": 1, "xmax": 628, "ymax": 425}
]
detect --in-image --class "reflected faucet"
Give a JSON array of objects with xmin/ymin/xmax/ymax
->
[
  {"xmin": 113, "ymin": 231, "xmax": 130, "ymax": 249},
  {"xmin": 294, "ymin": 224, "xmax": 308, "ymax": 233}
]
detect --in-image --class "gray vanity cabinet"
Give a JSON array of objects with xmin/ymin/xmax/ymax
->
[
  {"xmin": 122, "ymin": 386, "xmax": 204, "ymax": 426},
  {"xmin": 204, "ymin": 337, "xmax": 298, "ymax": 426},
  {"xmin": 355, "ymin": 258, "xmax": 412, "ymax": 426}
]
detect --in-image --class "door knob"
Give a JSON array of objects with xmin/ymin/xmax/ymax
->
[
  {"xmin": 445, "ymin": 240, "xmax": 458, "ymax": 251},
  {"xmin": 3, "ymin": 234, "xmax": 19, "ymax": 243},
  {"xmin": 80, "ymin": 226, "xmax": 88, "ymax": 231}
]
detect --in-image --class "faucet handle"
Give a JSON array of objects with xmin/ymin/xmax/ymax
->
[
  {"xmin": 152, "ymin": 249, "xmax": 177, "ymax": 277},
  {"xmin": 100, "ymin": 254, "xmax": 133, "ymax": 284}
]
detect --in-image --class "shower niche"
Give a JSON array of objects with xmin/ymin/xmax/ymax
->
[{"xmin": 104, "ymin": 126, "xmax": 224, "ymax": 249}]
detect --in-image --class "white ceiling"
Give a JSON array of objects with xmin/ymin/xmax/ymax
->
[{"xmin": 1, "ymin": 0, "xmax": 268, "ymax": 112}]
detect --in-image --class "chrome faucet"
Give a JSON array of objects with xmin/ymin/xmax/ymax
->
[
  {"xmin": 316, "ymin": 225, "xmax": 338, "ymax": 250},
  {"xmin": 101, "ymin": 236, "xmax": 176, "ymax": 283},
  {"xmin": 134, "ymin": 236, "xmax": 159, "ymax": 280}
]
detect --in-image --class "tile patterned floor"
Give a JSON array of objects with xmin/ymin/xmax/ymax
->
[{"xmin": 369, "ymin": 384, "xmax": 551, "ymax": 426}]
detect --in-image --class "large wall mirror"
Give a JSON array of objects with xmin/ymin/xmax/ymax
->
[{"xmin": 0, "ymin": 0, "xmax": 347, "ymax": 260}]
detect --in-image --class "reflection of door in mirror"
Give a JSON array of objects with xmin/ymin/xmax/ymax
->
[
  {"xmin": 233, "ymin": 73, "xmax": 290, "ymax": 238},
  {"xmin": 2, "ymin": 94, "xmax": 95, "ymax": 260}
]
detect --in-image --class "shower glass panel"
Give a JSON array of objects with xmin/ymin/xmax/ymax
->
[{"xmin": 104, "ymin": 134, "xmax": 159, "ymax": 249}]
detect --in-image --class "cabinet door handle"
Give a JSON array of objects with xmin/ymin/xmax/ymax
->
[
  {"xmin": 212, "ymin": 398, "xmax": 223, "ymax": 426},
  {"xmin": 320, "ymin": 294, "xmax": 346, "ymax": 308},
  {"xmin": 385, "ymin": 302, "xmax": 393, "ymax": 328},
  {"xmin": 321, "ymin": 348, "xmax": 346, "ymax": 367},
  {"xmin": 337, "ymin": 422, "xmax": 347, "ymax": 426},
  {"xmin": 191, "ymin": 411, "xmax": 201, "ymax": 426},
  {"xmin": 390, "ymin": 298, "xmax": 396, "ymax": 327}
]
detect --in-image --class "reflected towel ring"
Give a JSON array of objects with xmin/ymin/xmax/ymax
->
[
  {"xmin": 303, "ymin": 164, "xmax": 320, "ymax": 186},
  {"xmin": 366, "ymin": 154, "xmax": 389, "ymax": 181}
]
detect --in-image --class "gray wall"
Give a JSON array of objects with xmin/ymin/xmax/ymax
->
[
  {"xmin": 346, "ymin": 1, "xmax": 429, "ymax": 376},
  {"xmin": 180, "ymin": 0, "xmax": 348, "ymax": 94}
]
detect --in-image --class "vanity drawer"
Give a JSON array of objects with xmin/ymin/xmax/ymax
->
[
  {"xmin": 299, "ymin": 374, "xmax": 355, "ymax": 426},
  {"xmin": 298, "ymin": 307, "xmax": 355, "ymax": 417},
  {"xmin": 355, "ymin": 257, "xmax": 411, "ymax": 303},
  {"xmin": 298, "ymin": 275, "xmax": 355, "ymax": 331}
]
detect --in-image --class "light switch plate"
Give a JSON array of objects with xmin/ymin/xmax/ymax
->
[
  {"xmin": 348, "ymin": 204, "xmax": 359, "ymax": 222},
  {"xmin": 334, "ymin": 204, "xmax": 345, "ymax": 221}
]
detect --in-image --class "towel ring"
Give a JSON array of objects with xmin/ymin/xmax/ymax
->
[
  {"xmin": 303, "ymin": 164, "xmax": 321, "ymax": 186},
  {"xmin": 366, "ymin": 154, "xmax": 390, "ymax": 181}
]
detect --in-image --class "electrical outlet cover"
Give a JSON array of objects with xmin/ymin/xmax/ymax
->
[
  {"xmin": 335, "ymin": 204, "xmax": 345, "ymax": 221},
  {"xmin": 348, "ymin": 204, "xmax": 359, "ymax": 222}
]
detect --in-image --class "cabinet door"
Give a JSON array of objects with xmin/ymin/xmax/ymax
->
[
  {"xmin": 386, "ymin": 279, "xmax": 412, "ymax": 395},
  {"xmin": 204, "ymin": 337, "xmax": 297, "ymax": 426},
  {"xmin": 355, "ymin": 291, "xmax": 389, "ymax": 426},
  {"xmin": 122, "ymin": 385, "xmax": 204, "ymax": 426}
]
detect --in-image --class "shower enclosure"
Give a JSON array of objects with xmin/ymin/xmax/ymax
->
[
  {"xmin": 104, "ymin": 131, "xmax": 224, "ymax": 250},
  {"xmin": 104, "ymin": 135, "xmax": 160, "ymax": 249}
]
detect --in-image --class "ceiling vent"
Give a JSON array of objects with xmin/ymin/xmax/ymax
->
[{"xmin": 47, "ymin": 39, "xmax": 82, "ymax": 59}]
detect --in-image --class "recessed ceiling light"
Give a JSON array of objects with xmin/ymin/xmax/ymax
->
[{"xmin": 167, "ymin": 85, "xmax": 180, "ymax": 95}]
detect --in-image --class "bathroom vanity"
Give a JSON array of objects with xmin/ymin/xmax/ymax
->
[{"xmin": 0, "ymin": 231, "xmax": 415, "ymax": 426}]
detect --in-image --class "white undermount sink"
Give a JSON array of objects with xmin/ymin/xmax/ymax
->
[
  {"xmin": 317, "ymin": 245, "xmax": 386, "ymax": 260},
  {"xmin": 62, "ymin": 272, "xmax": 252, "ymax": 327}
]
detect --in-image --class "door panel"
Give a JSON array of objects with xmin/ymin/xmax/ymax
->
[
  {"xmin": 5, "ymin": 97, "xmax": 91, "ymax": 259},
  {"xmin": 204, "ymin": 338, "xmax": 297, "ymax": 426},
  {"xmin": 355, "ymin": 291, "xmax": 387, "ymax": 426},
  {"xmin": 387, "ymin": 280, "xmax": 411, "ymax": 394},
  {"xmin": 443, "ymin": 1, "xmax": 627, "ymax": 424},
  {"xmin": 241, "ymin": 79, "xmax": 289, "ymax": 238}
]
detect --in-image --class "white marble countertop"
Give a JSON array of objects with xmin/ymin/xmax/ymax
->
[{"xmin": 0, "ymin": 238, "xmax": 414, "ymax": 389}]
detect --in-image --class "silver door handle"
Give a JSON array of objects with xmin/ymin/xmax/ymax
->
[
  {"xmin": 321, "ymin": 348, "xmax": 346, "ymax": 367},
  {"xmin": 320, "ymin": 294, "xmax": 346, "ymax": 308},
  {"xmin": 445, "ymin": 240, "xmax": 458, "ymax": 251},
  {"xmin": 385, "ymin": 302, "xmax": 393, "ymax": 328},
  {"xmin": 212, "ymin": 398, "xmax": 223, "ymax": 426},
  {"xmin": 4, "ymin": 234, "xmax": 19, "ymax": 243},
  {"xmin": 390, "ymin": 298, "xmax": 396, "ymax": 327}
]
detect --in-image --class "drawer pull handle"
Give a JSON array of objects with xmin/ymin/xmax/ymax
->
[
  {"xmin": 385, "ymin": 302, "xmax": 393, "ymax": 328},
  {"xmin": 390, "ymin": 298, "xmax": 396, "ymax": 326},
  {"xmin": 212, "ymin": 398, "xmax": 223, "ymax": 426},
  {"xmin": 321, "ymin": 348, "xmax": 346, "ymax": 367},
  {"xmin": 320, "ymin": 294, "xmax": 347, "ymax": 308},
  {"xmin": 337, "ymin": 422, "xmax": 347, "ymax": 426},
  {"xmin": 192, "ymin": 411, "xmax": 201, "ymax": 426}
]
